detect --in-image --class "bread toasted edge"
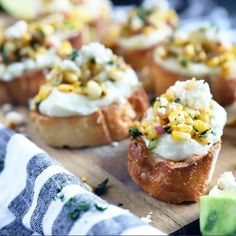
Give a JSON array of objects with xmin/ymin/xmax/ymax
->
[
  {"xmin": 128, "ymin": 137, "xmax": 221, "ymax": 203},
  {"xmin": 32, "ymin": 88, "xmax": 149, "ymax": 148}
]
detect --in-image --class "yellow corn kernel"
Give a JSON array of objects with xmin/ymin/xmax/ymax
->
[
  {"xmin": 168, "ymin": 110, "xmax": 185, "ymax": 124},
  {"xmin": 41, "ymin": 24, "xmax": 54, "ymax": 35},
  {"xmin": 185, "ymin": 114, "xmax": 194, "ymax": 125},
  {"xmin": 184, "ymin": 44, "xmax": 195, "ymax": 58},
  {"xmin": 198, "ymin": 113, "xmax": 210, "ymax": 123},
  {"xmin": 58, "ymin": 84, "xmax": 74, "ymax": 93},
  {"xmin": 207, "ymin": 57, "xmax": 220, "ymax": 67},
  {"xmin": 195, "ymin": 136, "xmax": 210, "ymax": 145},
  {"xmin": 193, "ymin": 120, "xmax": 209, "ymax": 132},
  {"xmin": 143, "ymin": 26, "xmax": 154, "ymax": 35},
  {"xmin": 175, "ymin": 124, "xmax": 192, "ymax": 133},
  {"xmin": 57, "ymin": 41, "xmax": 73, "ymax": 56},
  {"xmin": 147, "ymin": 128, "xmax": 157, "ymax": 140},
  {"xmin": 171, "ymin": 131, "xmax": 191, "ymax": 142},
  {"xmin": 64, "ymin": 71, "xmax": 78, "ymax": 83},
  {"xmin": 155, "ymin": 46, "xmax": 166, "ymax": 58},
  {"xmin": 87, "ymin": 80, "xmax": 102, "ymax": 99},
  {"xmin": 38, "ymin": 85, "xmax": 52, "ymax": 100}
]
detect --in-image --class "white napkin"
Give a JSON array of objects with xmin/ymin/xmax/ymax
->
[{"xmin": 0, "ymin": 127, "xmax": 165, "ymax": 235}]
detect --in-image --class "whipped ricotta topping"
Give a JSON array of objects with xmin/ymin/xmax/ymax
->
[
  {"xmin": 154, "ymin": 23, "xmax": 236, "ymax": 77},
  {"xmin": 0, "ymin": 50, "xmax": 61, "ymax": 81},
  {"xmin": 144, "ymin": 80, "xmax": 227, "ymax": 160},
  {"xmin": 209, "ymin": 172, "xmax": 236, "ymax": 196},
  {"xmin": 37, "ymin": 42, "xmax": 140, "ymax": 117},
  {"xmin": 119, "ymin": 27, "xmax": 172, "ymax": 51}
]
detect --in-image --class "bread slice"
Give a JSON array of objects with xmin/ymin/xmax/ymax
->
[
  {"xmin": 32, "ymin": 88, "xmax": 149, "ymax": 148},
  {"xmin": 0, "ymin": 69, "xmax": 46, "ymax": 105},
  {"xmin": 128, "ymin": 137, "xmax": 221, "ymax": 204},
  {"xmin": 150, "ymin": 61, "xmax": 236, "ymax": 106},
  {"xmin": 68, "ymin": 31, "xmax": 85, "ymax": 49}
]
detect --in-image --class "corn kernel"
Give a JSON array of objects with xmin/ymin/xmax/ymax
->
[
  {"xmin": 64, "ymin": 71, "xmax": 78, "ymax": 83},
  {"xmin": 87, "ymin": 80, "xmax": 102, "ymax": 99},
  {"xmin": 168, "ymin": 110, "xmax": 185, "ymax": 124},
  {"xmin": 58, "ymin": 84, "xmax": 74, "ymax": 93},
  {"xmin": 147, "ymin": 128, "xmax": 157, "ymax": 140},
  {"xmin": 207, "ymin": 57, "xmax": 220, "ymax": 67},
  {"xmin": 171, "ymin": 131, "xmax": 191, "ymax": 142},
  {"xmin": 193, "ymin": 120, "xmax": 209, "ymax": 132},
  {"xmin": 175, "ymin": 124, "xmax": 192, "ymax": 133},
  {"xmin": 57, "ymin": 41, "xmax": 73, "ymax": 56},
  {"xmin": 195, "ymin": 136, "xmax": 210, "ymax": 145},
  {"xmin": 198, "ymin": 113, "xmax": 210, "ymax": 122},
  {"xmin": 184, "ymin": 44, "xmax": 195, "ymax": 58},
  {"xmin": 38, "ymin": 85, "xmax": 52, "ymax": 100}
]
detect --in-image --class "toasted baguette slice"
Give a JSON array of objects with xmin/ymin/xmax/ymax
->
[
  {"xmin": 0, "ymin": 70, "xmax": 46, "ymax": 105},
  {"xmin": 68, "ymin": 32, "xmax": 85, "ymax": 49},
  {"xmin": 32, "ymin": 89, "xmax": 149, "ymax": 148},
  {"xmin": 128, "ymin": 137, "xmax": 221, "ymax": 203},
  {"xmin": 150, "ymin": 61, "xmax": 236, "ymax": 106}
]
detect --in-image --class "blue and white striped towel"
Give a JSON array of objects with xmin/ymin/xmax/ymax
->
[{"xmin": 0, "ymin": 127, "xmax": 164, "ymax": 235}]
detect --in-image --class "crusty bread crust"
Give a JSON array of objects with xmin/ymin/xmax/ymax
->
[
  {"xmin": 32, "ymin": 88, "xmax": 149, "ymax": 148},
  {"xmin": 68, "ymin": 32, "xmax": 84, "ymax": 49},
  {"xmin": 0, "ymin": 70, "xmax": 46, "ymax": 105},
  {"xmin": 150, "ymin": 61, "xmax": 236, "ymax": 106},
  {"xmin": 128, "ymin": 137, "xmax": 221, "ymax": 203}
]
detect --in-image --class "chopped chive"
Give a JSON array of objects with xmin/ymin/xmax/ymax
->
[
  {"xmin": 69, "ymin": 50, "xmax": 80, "ymax": 61},
  {"xmin": 95, "ymin": 178, "xmax": 109, "ymax": 196},
  {"xmin": 95, "ymin": 203, "xmax": 108, "ymax": 211},
  {"xmin": 179, "ymin": 59, "xmax": 189, "ymax": 67},
  {"xmin": 198, "ymin": 130, "xmax": 210, "ymax": 138},
  {"xmin": 129, "ymin": 128, "xmax": 142, "ymax": 139},
  {"xmin": 148, "ymin": 140, "xmax": 157, "ymax": 150}
]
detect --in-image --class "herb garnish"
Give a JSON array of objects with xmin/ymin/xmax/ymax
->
[
  {"xmin": 164, "ymin": 126, "xmax": 172, "ymax": 134},
  {"xmin": 198, "ymin": 130, "xmax": 209, "ymax": 138},
  {"xmin": 148, "ymin": 140, "xmax": 157, "ymax": 150},
  {"xmin": 67, "ymin": 201, "xmax": 91, "ymax": 220},
  {"xmin": 174, "ymin": 98, "xmax": 181, "ymax": 103},
  {"xmin": 69, "ymin": 50, "xmax": 80, "ymax": 61},
  {"xmin": 95, "ymin": 203, "xmax": 108, "ymax": 211},
  {"xmin": 129, "ymin": 128, "xmax": 142, "ymax": 139},
  {"xmin": 107, "ymin": 60, "xmax": 115, "ymax": 66},
  {"xmin": 179, "ymin": 59, "xmax": 189, "ymax": 67},
  {"xmin": 65, "ymin": 197, "xmax": 75, "ymax": 207},
  {"xmin": 95, "ymin": 178, "xmax": 109, "ymax": 196},
  {"xmin": 150, "ymin": 97, "xmax": 156, "ymax": 106}
]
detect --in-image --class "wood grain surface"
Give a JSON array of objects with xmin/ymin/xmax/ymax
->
[{"xmin": 0, "ymin": 104, "xmax": 235, "ymax": 234}]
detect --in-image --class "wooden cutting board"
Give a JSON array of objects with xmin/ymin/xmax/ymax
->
[{"xmin": 1, "ymin": 103, "xmax": 235, "ymax": 234}]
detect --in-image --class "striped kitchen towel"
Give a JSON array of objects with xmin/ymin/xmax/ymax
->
[{"xmin": 0, "ymin": 127, "xmax": 164, "ymax": 235}]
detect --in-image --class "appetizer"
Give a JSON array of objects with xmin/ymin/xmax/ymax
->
[
  {"xmin": 31, "ymin": 42, "xmax": 149, "ymax": 148},
  {"xmin": 152, "ymin": 24, "xmax": 236, "ymax": 105},
  {"xmin": 128, "ymin": 79, "xmax": 227, "ymax": 203},
  {"xmin": 0, "ymin": 20, "xmax": 73, "ymax": 105},
  {"xmin": 200, "ymin": 172, "xmax": 236, "ymax": 235},
  {"xmin": 117, "ymin": 0, "xmax": 178, "ymax": 91}
]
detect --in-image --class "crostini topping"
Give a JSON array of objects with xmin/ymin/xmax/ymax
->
[
  {"xmin": 130, "ymin": 79, "xmax": 227, "ymax": 159},
  {"xmin": 0, "ymin": 20, "xmax": 73, "ymax": 80},
  {"xmin": 31, "ymin": 42, "xmax": 140, "ymax": 115},
  {"xmin": 154, "ymin": 24, "xmax": 236, "ymax": 78},
  {"xmin": 120, "ymin": 1, "xmax": 178, "ymax": 38}
]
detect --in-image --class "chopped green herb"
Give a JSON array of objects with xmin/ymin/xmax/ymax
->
[
  {"xmin": 69, "ymin": 50, "xmax": 80, "ymax": 61},
  {"xmin": 136, "ymin": 6, "xmax": 148, "ymax": 22},
  {"xmin": 77, "ymin": 201, "xmax": 91, "ymax": 211},
  {"xmin": 148, "ymin": 140, "xmax": 157, "ymax": 150},
  {"xmin": 65, "ymin": 197, "xmax": 75, "ymax": 207},
  {"xmin": 174, "ymin": 98, "xmax": 181, "ymax": 103},
  {"xmin": 37, "ymin": 29, "xmax": 45, "ymax": 39},
  {"xmin": 95, "ymin": 178, "xmax": 109, "ymax": 196},
  {"xmin": 106, "ymin": 60, "xmax": 115, "ymax": 65},
  {"xmin": 68, "ymin": 208, "xmax": 80, "ymax": 220},
  {"xmin": 95, "ymin": 203, "xmax": 108, "ymax": 211},
  {"xmin": 129, "ymin": 128, "xmax": 142, "ymax": 139},
  {"xmin": 211, "ymin": 130, "xmax": 216, "ymax": 136},
  {"xmin": 179, "ymin": 59, "xmax": 189, "ymax": 67},
  {"xmin": 108, "ymin": 77, "xmax": 116, "ymax": 82},
  {"xmin": 0, "ymin": 160, "xmax": 4, "ymax": 171},
  {"xmin": 164, "ymin": 126, "xmax": 172, "ymax": 134},
  {"xmin": 150, "ymin": 97, "xmax": 156, "ymax": 106},
  {"xmin": 198, "ymin": 130, "xmax": 209, "ymax": 138},
  {"xmin": 90, "ymin": 57, "xmax": 96, "ymax": 64}
]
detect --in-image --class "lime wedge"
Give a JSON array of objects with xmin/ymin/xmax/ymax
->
[{"xmin": 0, "ymin": 0, "xmax": 42, "ymax": 19}]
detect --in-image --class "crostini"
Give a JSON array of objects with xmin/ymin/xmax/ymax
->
[
  {"xmin": 31, "ymin": 42, "xmax": 149, "ymax": 148},
  {"xmin": 151, "ymin": 24, "xmax": 236, "ymax": 106},
  {"xmin": 117, "ymin": 0, "xmax": 178, "ymax": 91},
  {"xmin": 128, "ymin": 79, "xmax": 226, "ymax": 203},
  {"xmin": 0, "ymin": 20, "xmax": 73, "ymax": 105}
]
